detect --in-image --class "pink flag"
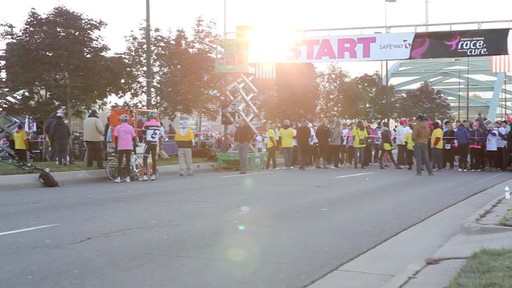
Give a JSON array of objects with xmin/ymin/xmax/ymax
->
[{"xmin": 491, "ymin": 51, "xmax": 512, "ymax": 73}]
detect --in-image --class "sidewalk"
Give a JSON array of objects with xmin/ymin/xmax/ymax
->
[
  {"xmin": 397, "ymin": 195, "xmax": 512, "ymax": 288},
  {"xmin": 309, "ymin": 181, "xmax": 512, "ymax": 288}
]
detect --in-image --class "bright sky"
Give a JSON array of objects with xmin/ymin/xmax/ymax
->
[{"xmin": 1, "ymin": 0, "xmax": 511, "ymax": 75}]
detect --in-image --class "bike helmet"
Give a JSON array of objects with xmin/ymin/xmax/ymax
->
[
  {"xmin": 149, "ymin": 111, "xmax": 158, "ymax": 119},
  {"xmin": 120, "ymin": 114, "xmax": 129, "ymax": 122}
]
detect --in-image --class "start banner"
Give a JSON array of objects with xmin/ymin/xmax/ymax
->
[
  {"xmin": 255, "ymin": 29, "xmax": 509, "ymax": 63},
  {"xmin": 410, "ymin": 29, "xmax": 510, "ymax": 59},
  {"xmin": 285, "ymin": 33, "xmax": 415, "ymax": 62}
]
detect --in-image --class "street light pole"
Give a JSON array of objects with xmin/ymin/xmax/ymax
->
[
  {"xmin": 384, "ymin": 0, "xmax": 395, "ymax": 123},
  {"xmin": 145, "ymin": 0, "xmax": 153, "ymax": 109},
  {"xmin": 467, "ymin": 58, "xmax": 470, "ymax": 121},
  {"xmin": 425, "ymin": 0, "xmax": 429, "ymax": 30},
  {"xmin": 223, "ymin": 0, "xmax": 227, "ymax": 39},
  {"xmin": 458, "ymin": 65, "xmax": 461, "ymax": 121}
]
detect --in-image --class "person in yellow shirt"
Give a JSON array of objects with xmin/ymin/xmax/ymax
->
[
  {"xmin": 378, "ymin": 122, "xmax": 402, "ymax": 170},
  {"xmin": 431, "ymin": 121, "xmax": 444, "ymax": 171},
  {"xmin": 352, "ymin": 120, "xmax": 368, "ymax": 169},
  {"xmin": 279, "ymin": 119, "xmax": 296, "ymax": 169},
  {"xmin": 175, "ymin": 120, "xmax": 195, "ymax": 176},
  {"xmin": 404, "ymin": 123, "xmax": 415, "ymax": 170},
  {"xmin": 265, "ymin": 121, "xmax": 277, "ymax": 169},
  {"xmin": 13, "ymin": 124, "xmax": 29, "ymax": 162}
]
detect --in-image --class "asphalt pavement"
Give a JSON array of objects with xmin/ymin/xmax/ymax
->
[
  {"xmin": 307, "ymin": 176, "xmax": 512, "ymax": 288},
  {"xmin": 2, "ymin": 161, "xmax": 512, "ymax": 288}
]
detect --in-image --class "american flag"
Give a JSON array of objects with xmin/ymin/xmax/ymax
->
[
  {"xmin": 491, "ymin": 51, "xmax": 512, "ymax": 73},
  {"xmin": 254, "ymin": 63, "xmax": 276, "ymax": 79}
]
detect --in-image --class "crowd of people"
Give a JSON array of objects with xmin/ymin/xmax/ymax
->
[
  {"xmin": 40, "ymin": 109, "xmax": 172, "ymax": 183},
  {"xmin": 10, "ymin": 108, "xmax": 512, "ymax": 179},
  {"xmin": 254, "ymin": 113, "xmax": 512, "ymax": 176}
]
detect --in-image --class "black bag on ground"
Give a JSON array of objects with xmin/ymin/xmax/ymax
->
[{"xmin": 39, "ymin": 171, "xmax": 59, "ymax": 187}]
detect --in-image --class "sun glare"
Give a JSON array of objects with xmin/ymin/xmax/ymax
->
[{"xmin": 246, "ymin": 27, "xmax": 300, "ymax": 63}]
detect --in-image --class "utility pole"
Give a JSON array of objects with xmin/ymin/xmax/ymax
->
[{"xmin": 145, "ymin": 0, "xmax": 152, "ymax": 109}]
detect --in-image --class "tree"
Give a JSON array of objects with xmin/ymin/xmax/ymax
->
[
  {"xmin": 271, "ymin": 63, "xmax": 319, "ymax": 122},
  {"xmin": 255, "ymin": 78, "xmax": 278, "ymax": 122},
  {"xmin": 1, "ymin": 6, "xmax": 128, "ymax": 121},
  {"xmin": 338, "ymin": 79, "xmax": 368, "ymax": 120},
  {"xmin": 396, "ymin": 81, "xmax": 451, "ymax": 120},
  {"xmin": 123, "ymin": 17, "xmax": 225, "ymax": 121},
  {"xmin": 317, "ymin": 64, "xmax": 350, "ymax": 120},
  {"xmin": 355, "ymin": 72, "xmax": 383, "ymax": 120},
  {"xmin": 317, "ymin": 64, "xmax": 368, "ymax": 120}
]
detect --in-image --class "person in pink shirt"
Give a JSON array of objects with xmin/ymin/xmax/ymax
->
[{"xmin": 113, "ymin": 114, "xmax": 136, "ymax": 183}]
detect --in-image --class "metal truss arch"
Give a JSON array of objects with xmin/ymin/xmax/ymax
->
[{"xmin": 388, "ymin": 57, "xmax": 512, "ymax": 121}]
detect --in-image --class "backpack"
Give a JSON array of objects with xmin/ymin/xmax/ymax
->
[{"xmin": 39, "ymin": 171, "xmax": 60, "ymax": 187}]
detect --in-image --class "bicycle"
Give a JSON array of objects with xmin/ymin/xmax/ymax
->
[{"xmin": 105, "ymin": 151, "xmax": 158, "ymax": 182}]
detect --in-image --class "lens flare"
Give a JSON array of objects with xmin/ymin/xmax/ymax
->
[
  {"xmin": 243, "ymin": 178, "xmax": 254, "ymax": 188},
  {"xmin": 227, "ymin": 248, "xmax": 247, "ymax": 262}
]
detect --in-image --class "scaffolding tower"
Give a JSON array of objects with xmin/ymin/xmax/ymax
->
[{"xmin": 223, "ymin": 74, "xmax": 260, "ymax": 153}]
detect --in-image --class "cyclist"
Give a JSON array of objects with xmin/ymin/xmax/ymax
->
[
  {"xmin": 142, "ymin": 111, "xmax": 164, "ymax": 181},
  {"xmin": 113, "ymin": 114, "xmax": 137, "ymax": 183}
]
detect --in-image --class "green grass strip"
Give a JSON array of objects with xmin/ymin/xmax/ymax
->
[{"xmin": 447, "ymin": 248, "xmax": 512, "ymax": 288}]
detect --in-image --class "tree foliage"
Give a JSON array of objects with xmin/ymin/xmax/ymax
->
[
  {"xmin": 268, "ymin": 63, "xmax": 319, "ymax": 122},
  {"xmin": 1, "ymin": 6, "xmax": 128, "ymax": 120},
  {"xmin": 339, "ymin": 79, "xmax": 369, "ymax": 120},
  {"xmin": 123, "ymin": 17, "xmax": 225, "ymax": 121},
  {"xmin": 396, "ymin": 81, "xmax": 451, "ymax": 120},
  {"xmin": 317, "ymin": 64, "xmax": 349, "ymax": 120},
  {"xmin": 317, "ymin": 64, "xmax": 370, "ymax": 120},
  {"xmin": 355, "ymin": 72, "xmax": 385, "ymax": 120}
]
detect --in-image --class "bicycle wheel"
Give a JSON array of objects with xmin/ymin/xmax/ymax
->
[{"xmin": 105, "ymin": 159, "xmax": 118, "ymax": 181}]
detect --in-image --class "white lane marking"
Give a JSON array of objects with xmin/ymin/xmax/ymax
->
[
  {"xmin": 219, "ymin": 172, "xmax": 271, "ymax": 178},
  {"xmin": 472, "ymin": 172, "xmax": 504, "ymax": 185},
  {"xmin": 336, "ymin": 172, "xmax": 374, "ymax": 179},
  {"xmin": 0, "ymin": 224, "xmax": 60, "ymax": 236}
]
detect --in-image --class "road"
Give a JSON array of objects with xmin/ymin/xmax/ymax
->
[{"xmin": 0, "ymin": 167, "xmax": 508, "ymax": 288}]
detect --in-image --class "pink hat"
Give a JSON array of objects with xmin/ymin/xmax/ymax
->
[
  {"xmin": 399, "ymin": 119, "xmax": 406, "ymax": 125},
  {"xmin": 426, "ymin": 120, "xmax": 433, "ymax": 126}
]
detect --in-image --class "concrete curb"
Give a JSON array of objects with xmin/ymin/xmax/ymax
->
[
  {"xmin": 465, "ymin": 195, "xmax": 505, "ymax": 223},
  {"xmin": 382, "ymin": 260, "xmax": 426, "ymax": 288},
  {"xmin": 1, "ymin": 162, "xmax": 220, "ymax": 189}
]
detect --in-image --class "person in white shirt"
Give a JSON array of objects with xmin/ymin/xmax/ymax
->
[
  {"xmin": 395, "ymin": 119, "xmax": 408, "ymax": 167},
  {"xmin": 497, "ymin": 121, "xmax": 507, "ymax": 171},
  {"xmin": 309, "ymin": 123, "xmax": 318, "ymax": 166},
  {"xmin": 291, "ymin": 122, "xmax": 299, "ymax": 167},
  {"xmin": 255, "ymin": 133, "xmax": 263, "ymax": 152},
  {"xmin": 486, "ymin": 124, "xmax": 499, "ymax": 171}
]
